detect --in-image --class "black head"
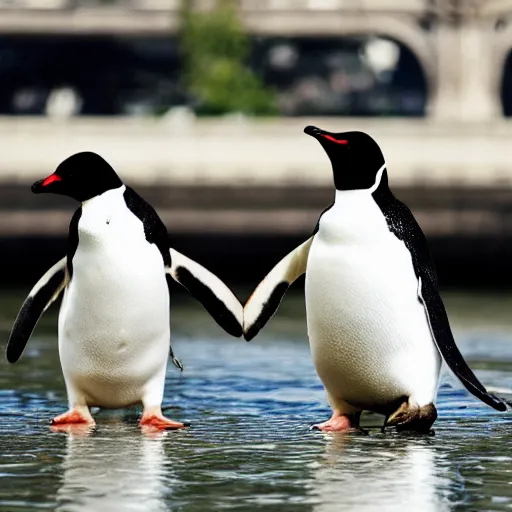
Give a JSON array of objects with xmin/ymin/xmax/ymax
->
[
  {"xmin": 304, "ymin": 126, "xmax": 385, "ymax": 191},
  {"xmin": 31, "ymin": 152, "xmax": 123, "ymax": 202}
]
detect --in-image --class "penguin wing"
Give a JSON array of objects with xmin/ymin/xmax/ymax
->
[
  {"xmin": 417, "ymin": 274, "xmax": 507, "ymax": 411},
  {"xmin": 167, "ymin": 249, "xmax": 243, "ymax": 337},
  {"xmin": 243, "ymin": 237, "xmax": 313, "ymax": 341},
  {"xmin": 371, "ymin": 174, "xmax": 507, "ymax": 411},
  {"xmin": 6, "ymin": 257, "xmax": 68, "ymax": 363}
]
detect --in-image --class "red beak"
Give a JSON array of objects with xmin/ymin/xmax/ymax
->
[{"xmin": 41, "ymin": 174, "xmax": 62, "ymax": 187}]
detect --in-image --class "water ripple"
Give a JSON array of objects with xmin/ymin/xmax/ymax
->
[{"xmin": 2, "ymin": 294, "xmax": 512, "ymax": 511}]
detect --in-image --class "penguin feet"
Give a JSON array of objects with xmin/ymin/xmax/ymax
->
[
  {"xmin": 386, "ymin": 401, "xmax": 437, "ymax": 433},
  {"xmin": 50, "ymin": 406, "xmax": 95, "ymax": 433},
  {"xmin": 140, "ymin": 407, "xmax": 189, "ymax": 431},
  {"xmin": 312, "ymin": 410, "xmax": 360, "ymax": 433}
]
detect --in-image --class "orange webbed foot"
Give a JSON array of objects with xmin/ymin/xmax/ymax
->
[
  {"xmin": 50, "ymin": 407, "xmax": 95, "ymax": 434},
  {"xmin": 312, "ymin": 410, "xmax": 360, "ymax": 433},
  {"xmin": 140, "ymin": 407, "xmax": 189, "ymax": 431}
]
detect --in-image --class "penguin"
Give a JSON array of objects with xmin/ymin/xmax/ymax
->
[
  {"xmin": 6, "ymin": 152, "xmax": 243, "ymax": 430},
  {"xmin": 243, "ymin": 126, "xmax": 508, "ymax": 433}
]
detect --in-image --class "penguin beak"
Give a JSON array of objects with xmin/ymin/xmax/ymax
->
[
  {"xmin": 32, "ymin": 173, "xmax": 62, "ymax": 194},
  {"xmin": 304, "ymin": 125, "xmax": 349, "ymax": 146},
  {"xmin": 304, "ymin": 125, "xmax": 323, "ymax": 139}
]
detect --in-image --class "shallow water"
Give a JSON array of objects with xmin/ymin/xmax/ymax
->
[{"xmin": 1, "ymin": 290, "xmax": 512, "ymax": 511}]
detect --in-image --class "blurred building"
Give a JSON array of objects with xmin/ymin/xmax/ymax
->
[
  {"xmin": 2, "ymin": 0, "xmax": 512, "ymax": 287},
  {"xmin": 0, "ymin": 0, "xmax": 510, "ymax": 119}
]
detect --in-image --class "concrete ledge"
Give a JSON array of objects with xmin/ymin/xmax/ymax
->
[{"xmin": 1, "ymin": 117, "xmax": 512, "ymax": 188}]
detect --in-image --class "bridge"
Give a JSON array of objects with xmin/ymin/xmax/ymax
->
[{"xmin": 1, "ymin": 0, "xmax": 512, "ymax": 121}]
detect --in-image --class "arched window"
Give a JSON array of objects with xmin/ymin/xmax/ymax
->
[{"xmin": 251, "ymin": 36, "xmax": 428, "ymax": 117}]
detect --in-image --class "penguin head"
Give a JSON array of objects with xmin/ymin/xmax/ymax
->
[
  {"xmin": 31, "ymin": 152, "xmax": 123, "ymax": 202},
  {"xmin": 304, "ymin": 126, "xmax": 385, "ymax": 191}
]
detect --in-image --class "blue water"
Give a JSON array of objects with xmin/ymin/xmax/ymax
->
[{"xmin": 1, "ymin": 292, "xmax": 512, "ymax": 511}]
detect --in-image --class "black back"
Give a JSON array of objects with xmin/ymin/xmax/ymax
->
[
  {"xmin": 67, "ymin": 207, "xmax": 82, "ymax": 278},
  {"xmin": 372, "ymin": 171, "xmax": 507, "ymax": 411},
  {"xmin": 123, "ymin": 187, "xmax": 172, "ymax": 267}
]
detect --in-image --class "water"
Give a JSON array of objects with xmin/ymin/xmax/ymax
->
[{"xmin": 1, "ymin": 290, "xmax": 512, "ymax": 511}]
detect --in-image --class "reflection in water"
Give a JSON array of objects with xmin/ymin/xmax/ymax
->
[
  {"xmin": 308, "ymin": 435, "xmax": 451, "ymax": 512},
  {"xmin": 56, "ymin": 423, "xmax": 169, "ymax": 512},
  {"xmin": 2, "ymin": 290, "xmax": 512, "ymax": 511}
]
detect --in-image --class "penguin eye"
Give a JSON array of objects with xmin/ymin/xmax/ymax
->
[{"xmin": 321, "ymin": 135, "xmax": 348, "ymax": 145}]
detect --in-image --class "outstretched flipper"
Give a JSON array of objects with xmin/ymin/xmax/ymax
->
[
  {"xmin": 372, "ymin": 171, "xmax": 508, "ymax": 412},
  {"xmin": 243, "ymin": 237, "xmax": 313, "ymax": 341},
  {"xmin": 167, "ymin": 249, "xmax": 243, "ymax": 337},
  {"xmin": 6, "ymin": 257, "xmax": 68, "ymax": 363}
]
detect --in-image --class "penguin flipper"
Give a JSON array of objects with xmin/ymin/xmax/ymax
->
[
  {"xmin": 243, "ymin": 237, "xmax": 313, "ymax": 341},
  {"xmin": 6, "ymin": 257, "xmax": 68, "ymax": 363},
  {"xmin": 167, "ymin": 249, "xmax": 243, "ymax": 337},
  {"xmin": 418, "ymin": 276, "xmax": 508, "ymax": 412}
]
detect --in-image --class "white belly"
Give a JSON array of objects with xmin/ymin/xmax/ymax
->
[
  {"xmin": 305, "ymin": 191, "xmax": 441, "ymax": 412},
  {"xmin": 58, "ymin": 188, "xmax": 171, "ymax": 408}
]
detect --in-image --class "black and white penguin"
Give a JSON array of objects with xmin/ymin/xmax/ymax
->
[
  {"xmin": 7, "ymin": 152, "xmax": 243, "ymax": 430},
  {"xmin": 243, "ymin": 126, "xmax": 508, "ymax": 432}
]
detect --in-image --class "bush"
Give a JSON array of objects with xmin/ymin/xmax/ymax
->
[{"xmin": 180, "ymin": 0, "xmax": 277, "ymax": 116}]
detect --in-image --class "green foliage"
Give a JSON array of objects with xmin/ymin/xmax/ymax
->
[{"xmin": 180, "ymin": 0, "xmax": 277, "ymax": 116}]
